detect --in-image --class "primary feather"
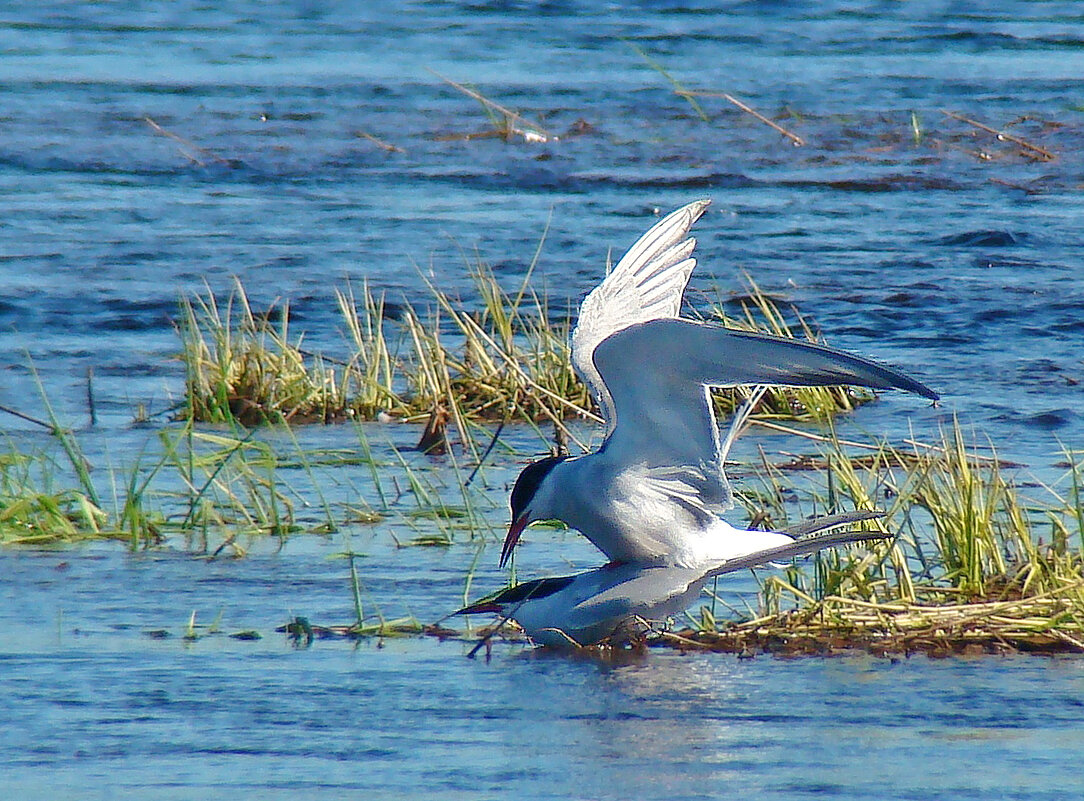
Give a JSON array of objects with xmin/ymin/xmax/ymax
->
[{"xmin": 571, "ymin": 200, "xmax": 710, "ymax": 436}]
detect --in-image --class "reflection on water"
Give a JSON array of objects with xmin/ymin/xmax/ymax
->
[{"xmin": 489, "ymin": 652, "xmax": 1084, "ymax": 800}]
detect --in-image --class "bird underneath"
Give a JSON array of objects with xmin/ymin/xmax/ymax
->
[{"xmin": 461, "ymin": 515, "xmax": 892, "ymax": 647}]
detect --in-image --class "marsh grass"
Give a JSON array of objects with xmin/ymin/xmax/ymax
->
[
  {"xmin": 678, "ymin": 419, "xmax": 1084, "ymax": 655},
  {"xmin": 705, "ymin": 276, "xmax": 875, "ymax": 420},
  {"xmin": 428, "ymin": 69, "xmax": 554, "ymax": 143},
  {"xmin": 0, "ymin": 374, "xmax": 121, "ymax": 544},
  {"xmin": 0, "ymin": 407, "xmax": 483, "ymax": 552},
  {"xmin": 10, "ymin": 375, "xmax": 1084, "ymax": 657},
  {"xmin": 180, "ymin": 268, "xmax": 874, "ymax": 436},
  {"xmin": 180, "ymin": 280, "xmax": 363, "ymax": 426},
  {"xmin": 0, "ymin": 454, "xmax": 110, "ymax": 544}
]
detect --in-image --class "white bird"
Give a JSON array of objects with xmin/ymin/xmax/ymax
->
[
  {"xmin": 460, "ymin": 515, "xmax": 890, "ymax": 647},
  {"xmin": 499, "ymin": 199, "xmax": 938, "ymax": 570}
]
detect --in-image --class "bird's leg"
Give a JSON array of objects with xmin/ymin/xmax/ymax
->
[
  {"xmin": 538, "ymin": 627, "xmax": 585, "ymax": 648},
  {"xmin": 628, "ymin": 615, "xmax": 661, "ymax": 646},
  {"xmin": 466, "ymin": 607, "xmax": 520, "ymax": 659}
]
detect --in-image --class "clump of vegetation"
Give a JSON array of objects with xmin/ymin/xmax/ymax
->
[
  {"xmin": 673, "ymin": 420, "xmax": 1084, "ymax": 655},
  {"xmin": 179, "ymin": 281, "xmax": 370, "ymax": 425},
  {"xmin": 706, "ymin": 276, "xmax": 875, "ymax": 419},
  {"xmin": 0, "ymin": 467, "xmax": 111, "ymax": 546},
  {"xmin": 179, "ymin": 266, "xmax": 878, "ymax": 434},
  {"xmin": 0, "ymin": 397, "xmax": 500, "ymax": 553},
  {"xmin": 0, "ymin": 423, "xmax": 300, "ymax": 550}
]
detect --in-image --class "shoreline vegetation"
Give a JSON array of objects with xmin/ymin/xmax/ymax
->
[
  {"xmin": 668, "ymin": 426, "xmax": 1084, "ymax": 657},
  {"xmin": 5, "ymin": 48, "xmax": 1082, "ymax": 650},
  {"xmin": 178, "ymin": 268, "xmax": 872, "ymax": 432},
  {"xmin": 2, "ymin": 268, "xmax": 1082, "ymax": 657}
]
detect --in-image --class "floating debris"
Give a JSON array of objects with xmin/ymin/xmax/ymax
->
[
  {"xmin": 229, "ymin": 630, "xmax": 262, "ymax": 641},
  {"xmin": 663, "ymin": 584, "xmax": 1084, "ymax": 657}
]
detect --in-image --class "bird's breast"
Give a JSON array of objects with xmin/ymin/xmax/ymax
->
[{"xmin": 548, "ymin": 457, "xmax": 710, "ymax": 565}]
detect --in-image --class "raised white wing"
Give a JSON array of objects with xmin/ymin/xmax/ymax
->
[
  {"xmin": 593, "ymin": 319, "xmax": 939, "ymax": 512},
  {"xmin": 571, "ymin": 200, "xmax": 711, "ymax": 435}
]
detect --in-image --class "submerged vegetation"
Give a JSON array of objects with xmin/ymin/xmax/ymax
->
[
  {"xmin": 8, "ymin": 256, "xmax": 1084, "ymax": 656},
  {"xmin": 0, "ymin": 414, "xmax": 497, "ymax": 553},
  {"xmin": 4, "ymin": 230, "xmax": 1083, "ymax": 656},
  {"xmin": 5, "ymin": 356, "xmax": 1084, "ymax": 654}
]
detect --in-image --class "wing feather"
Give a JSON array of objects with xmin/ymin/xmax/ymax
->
[
  {"xmin": 593, "ymin": 318, "xmax": 938, "ymax": 506},
  {"xmin": 571, "ymin": 200, "xmax": 711, "ymax": 433}
]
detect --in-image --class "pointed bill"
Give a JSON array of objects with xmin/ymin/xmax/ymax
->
[{"xmin": 499, "ymin": 515, "xmax": 529, "ymax": 568}]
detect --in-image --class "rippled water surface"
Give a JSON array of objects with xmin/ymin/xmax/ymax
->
[{"xmin": 3, "ymin": 2, "xmax": 1084, "ymax": 798}]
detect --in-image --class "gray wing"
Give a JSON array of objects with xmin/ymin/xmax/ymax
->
[
  {"xmin": 573, "ymin": 564, "xmax": 708, "ymax": 618},
  {"xmin": 593, "ymin": 318, "xmax": 938, "ymax": 512},
  {"xmin": 580, "ymin": 525, "xmax": 894, "ymax": 620},
  {"xmin": 571, "ymin": 200, "xmax": 711, "ymax": 435}
]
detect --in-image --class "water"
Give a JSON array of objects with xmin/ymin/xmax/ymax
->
[
  {"xmin": 3, "ymin": 2, "xmax": 1084, "ymax": 798},
  {"xmin": 5, "ymin": 548, "xmax": 1084, "ymax": 800}
]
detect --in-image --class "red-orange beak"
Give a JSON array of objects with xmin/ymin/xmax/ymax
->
[{"xmin": 499, "ymin": 515, "xmax": 528, "ymax": 568}]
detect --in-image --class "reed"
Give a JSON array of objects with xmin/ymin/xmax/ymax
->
[
  {"xmin": 706, "ymin": 277, "xmax": 875, "ymax": 420},
  {"xmin": 179, "ymin": 268, "xmax": 873, "ymax": 434},
  {"xmin": 9, "ymin": 367, "xmax": 1084, "ymax": 658},
  {"xmin": 179, "ymin": 280, "xmax": 358, "ymax": 426},
  {"xmin": 0, "ymin": 408, "xmax": 348, "ymax": 549},
  {"xmin": 681, "ymin": 419, "xmax": 1084, "ymax": 655},
  {"xmin": 408, "ymin": 255, "xmax": 592, "ymax": 432},
  {"xmin": 335, "ymin": 282, "xmax": 409, "ymax": 420},
  {"xmin": 0, "ymin": 436, "xmax": 165, "ymax": 546},
  {"xmin": 427, "ymin": 68, "xmax": 554, "ymax": 143},
  {"xmin": 0, "ymin": 372, "xmax": 148, "ymax": 545}
]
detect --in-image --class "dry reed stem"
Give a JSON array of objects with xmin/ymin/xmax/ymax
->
[
  {"xmin": 427, "ymin": 68, "xmax": 553, "ymax": 142},
  {"xmin": 941, "ymin": 109, "xmax": 1055, "ymax": 161},
  {"xmin": 630, "ymin": 44, "xmax": 710, "ymax": 122},
  {"xmin": 679, "ymin": 91, "xmax": 805, "ymax": 146},
  {"xmin": 727, "ymin": 565, "xmax": 1084, "ymax": 653},
  {"xmin": 749, "ymin": 418, "xmax": 886, "ymax": 452},
  {"xmin": 0, "ymin": 402, "xmax": 55, "ymax": 431},
  {"xmin": 143, "ymin": 116, "xmax": 231, "ymax": 166},
  {"xmin": 902, "ymin": 437, "xmax": 1019, "ymax": 467},
  {"xmin": 354, "ymin": 129, "xmax": 405, "ymax": 153}
]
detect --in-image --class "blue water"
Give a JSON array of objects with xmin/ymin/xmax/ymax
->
[
  {"xmin": 5, "ymin": 547, "xmax": 1084, "ymax": 801},
  {"xmin": 3, "ymin": 2, "xmax": 1084, "ymax": 798}
]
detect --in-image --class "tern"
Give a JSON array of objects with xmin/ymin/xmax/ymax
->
[
  {"xmin": 499, "ymin": 199, "xmax": 938, "ymax": 570},
  {"xmin": 459, "ymin": 514, "xmax": 890, "ymax": 647}
]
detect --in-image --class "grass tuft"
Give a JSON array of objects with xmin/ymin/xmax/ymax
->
[
  {"xmin": 179, "ymin": 280, "xmax": 364, "ymax": 426},
  {"xmin": 678, "ymin": 418, "xmax": 1084, "ymax": 656},
  {"xmin": 179, "ymin": 268, "xmax": 874, "ymax": 433}
]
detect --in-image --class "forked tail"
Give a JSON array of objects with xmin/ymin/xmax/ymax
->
[{"xmin": 706, "ymin": 510, "xmax": 891, "ymax": 579}]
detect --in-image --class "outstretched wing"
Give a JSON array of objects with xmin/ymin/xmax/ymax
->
[
  {"xmin": 571, "ymin": 200, "xmax": 711, "ymax": 435},
  {"xmin": 594, "ymin": 318, "xmax": 938, "ymax": 512}
]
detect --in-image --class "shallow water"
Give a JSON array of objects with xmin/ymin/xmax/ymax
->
[
  {"xmin": 5, "ymin": 547, "xmax": 1084, "ymax": 801},
  {"xmin": 3, "ymin": 2, "xmax": 1084, "ymax": 798}
]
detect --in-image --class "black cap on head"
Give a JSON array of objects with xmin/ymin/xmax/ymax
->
[{"xmin": 510, "ymin": 455, "xmax": 567, "ymax": 519}]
